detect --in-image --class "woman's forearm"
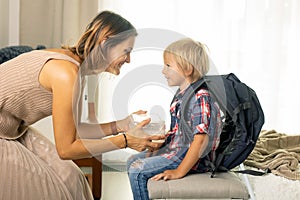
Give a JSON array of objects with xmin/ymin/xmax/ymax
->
[
  {"xmin": 99, "ymin": 121, "xmax": 120, "ymax": 135},
  {"xmin": 59, "ymin": 134, "xmax": 127, "ymax": 160},
  {"xmin": 60, "ymin": 126, "xmax": 163, "ymax": 160},
  {"xmin": 76, "ymin": 121, "xmax": 120, "ymax": 139}
]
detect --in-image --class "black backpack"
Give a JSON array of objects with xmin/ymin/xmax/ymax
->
[{"xmin": 180, "ymin": 73, "xmax": 265, "ymax": 177}]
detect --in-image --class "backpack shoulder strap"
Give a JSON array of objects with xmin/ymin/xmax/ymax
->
[
  {"xmin": 180, "ymin": 78, "xmax": 207, "ymax": 144},
  {"xmin": 181, "ymin": 78, "xmax": 207, "ymax": 112}
]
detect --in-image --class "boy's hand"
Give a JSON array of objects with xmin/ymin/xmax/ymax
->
[{"xmin": 150, "ymin": 169, "xmax": 184, "ymax": 181}]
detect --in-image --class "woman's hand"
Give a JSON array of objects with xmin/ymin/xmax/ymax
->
[
  {"xmin": 116, "ymin": 110, "xmax": 147, "ymax": 132},
  {"xmin": 125, "ymin": 118, "xmax": 165, "ymax": 152},
  {"xmin": 150, "ymin": 169, "xmax": 184, "ymax": 181}
]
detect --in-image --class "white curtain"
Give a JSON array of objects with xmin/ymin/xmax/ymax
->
[
  {"xmin": 95, "ymin": 72, "xmax": 139, "ymax": 163},
  {"xmin": 98, "ymin": 0, "xmax": 300, "ymax": 134},
  {"xmin": 95, "ymin": 72, "xmax": 117, "ymax": 123}
]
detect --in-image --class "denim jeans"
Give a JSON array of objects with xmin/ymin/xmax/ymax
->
[{"xmin": 127, "ymin": 151, "xmax": 180, "ymax": 200}]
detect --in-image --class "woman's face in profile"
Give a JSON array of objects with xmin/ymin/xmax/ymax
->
[{"xmin": 105, "ymin": 37, "xmax": 135, "ymax": 75}]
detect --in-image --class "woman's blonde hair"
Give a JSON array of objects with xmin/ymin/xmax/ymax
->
[{"xmin": 163, "ymin": 38, "xmax": 209, "ymax": 82}]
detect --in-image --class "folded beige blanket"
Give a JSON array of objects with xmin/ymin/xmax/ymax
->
[{"xmin": 244, "ymin": 130, "xmax": 300, "ymax": 180}]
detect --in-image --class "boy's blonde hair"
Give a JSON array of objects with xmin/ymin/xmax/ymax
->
[{"xmin": 163, "ymin": 38, "xmax": 209, "ymax": 82}]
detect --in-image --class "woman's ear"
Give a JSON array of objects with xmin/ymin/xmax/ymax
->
[{"xmin": 100, "ymin": 38, "xmax": 107, "ymax": 47}]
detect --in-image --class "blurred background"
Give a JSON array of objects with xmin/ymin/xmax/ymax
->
[{"xmin": 1, "ymin": 0, "xmax": 300, "ymax": 162}]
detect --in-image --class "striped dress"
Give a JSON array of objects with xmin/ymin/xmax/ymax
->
[{"xmin": 0, "ymin": 50, "xmax": 93, "ymax": 200}]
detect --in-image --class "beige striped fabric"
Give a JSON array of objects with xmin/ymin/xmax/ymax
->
[
  {"xmin": 0, "ymin": 50, "xmax": 93, "ymax": 200},
  {"xmin": 0, "ymin": 50, "xmax": 79, "ymax": 139}
]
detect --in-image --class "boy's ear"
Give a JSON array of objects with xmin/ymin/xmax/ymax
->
[{"xmin": 184, "ymin": 64, "xmax": 194, "ymax": 77}]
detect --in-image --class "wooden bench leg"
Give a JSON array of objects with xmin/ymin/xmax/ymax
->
[
  {"xmin": 73, "ymin": 156, "xmax": 102, "ymax": 200},
  {"xmin": 92, "ymin": 157, "xmax": 102, "ymax": 200}
]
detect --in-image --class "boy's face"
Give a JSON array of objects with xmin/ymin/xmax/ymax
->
[{"xmin": 162, "ymin": 54, "xmax": 189, "ymax": 90}]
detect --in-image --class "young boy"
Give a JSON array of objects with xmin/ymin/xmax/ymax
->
[{"xmin": 127, "ymin": 38, "xmax": 223, "ymax": 200}]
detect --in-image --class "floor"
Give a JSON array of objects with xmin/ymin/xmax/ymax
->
[{"xmin": 102, "ymin": 171, "xmax": 133, "ymax": 200}]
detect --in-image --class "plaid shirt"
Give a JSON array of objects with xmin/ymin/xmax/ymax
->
[{"xmin": 160, "ymin": 86, "xmax": 222, "ymax": 171}]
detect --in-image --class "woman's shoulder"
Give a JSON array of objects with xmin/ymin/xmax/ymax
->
[
  {"xmin": 42, "ymin": 49, "xmax": 80, "ymax": 73},
  {"xmin": 43, "ymin": 58, "xmax": 79, "ymax": 82},
  {"xmin": 39, "ymin": 49, "xmax": 81, "ymax": 91},
  {"xmin": 42, "ymin": 49, "xmax": 81, "ymax": 64}
]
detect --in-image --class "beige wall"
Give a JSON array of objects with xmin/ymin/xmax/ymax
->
[
  {"xmin": 19, "ymin": 0, "xmax": 98, "ymax": 48},
  {"xmin": 0, "ymin": 0, "xmax": 9, "ymax": 47}
]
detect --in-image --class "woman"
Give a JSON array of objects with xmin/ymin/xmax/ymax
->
[{"xmin": 0, "ymin": 10, "xmax": 163, "ymax": 200}]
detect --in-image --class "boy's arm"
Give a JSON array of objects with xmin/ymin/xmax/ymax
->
[{"xmin": 151, "ymin": 133, "xmax": 209, "ymax": 181}]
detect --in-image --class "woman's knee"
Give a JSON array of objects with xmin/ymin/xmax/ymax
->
[{"xmin": 59, "ymin": 161, "xmax": 85, "ymax": 182}]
